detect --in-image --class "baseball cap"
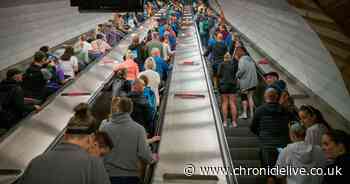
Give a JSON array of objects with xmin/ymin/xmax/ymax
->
[
  {"xmin": 263, "ymin": 71, "xmax": 279, "ymax": 79},
  {"xmin": 269, "ymin": 80, "xmax": 287, "ymax": 94}
]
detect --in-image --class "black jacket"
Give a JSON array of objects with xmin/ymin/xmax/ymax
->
[
  {"xmin": 250, "ymin": 102, "xmax": 290, "ymax": 147},
  {"xmin": 0, "ymin": 79, "xmax": 35, "ymax": 128},
  {"xmin": 204, "ymin": 41, "xmax": 227, "ymax": 65},
  {"xmin": 323, "ymin": 153, "xmax": 350, "ymax": 184},
  {"xmin": 22, "ymin": 64, "xmax": 47, "ymax": 99},
  {"xmin": 128, "ymin": 91, "xmax": 153, "ymax": 132},
  {"xmin": 128, "ymin": 42, "xmax": 146, "ymax": 70}
]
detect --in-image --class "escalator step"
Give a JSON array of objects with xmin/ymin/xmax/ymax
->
[
  {"xmin": 227, "ymin": 137, "xmax": 259, "ymax": 148},
  {"xmin": 224, "ymin": 127, "xmax": 255, "ymax": 137},
  {"xmin": 236, "ymin": 175, "xmax": 266, "ymax": 184},
  {"xmin": 229, "ymin": 148, "xmax": 260, "ymax": 160},
  {"xmin": 233, "ymin": 160, "xmax": 261, "ymax": 168},
  {"xmin": 236, "ymin": 118, "xmax": 252, "ymax": 127}
]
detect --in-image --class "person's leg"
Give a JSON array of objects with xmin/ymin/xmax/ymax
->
[
  {"xmin": 203, "ymin": 34, "xmax": 209, "ymax": 49},
  {"xmin": 248, "ymin": 90, "xmax": 255, "ymax": 117},
  {"xmin": 239, "ymin": 92, "xmax": 248, "ymax": 119},
  {"xmin": 229, "ymin": 94, "xmax": 238, "ymax": 127},
  {"xmin": 212, "ymin": 64, "xmax": 218, "ymax": 90},
  {"xmin": 221, "ymin": 94, "xmax": 229, "ymax": 126}
]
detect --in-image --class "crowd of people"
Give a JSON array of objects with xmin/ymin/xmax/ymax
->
[
  {"xmin": 194, "ymin": 1, "xmax": 349, "ymax": 184},
  {"xmin": 17, "ymin": 1, "xmax": 183, "ymax": 184},
  {"xmin": 0, "ymin": 0, "xmax": 170, "ymax": 131},
  {"xmin": 1, "ymin": 0, "xmax": 349, "ymax": 184}
]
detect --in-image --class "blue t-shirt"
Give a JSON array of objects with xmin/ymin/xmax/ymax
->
[
  {"xmin": 153, "ymin": 56, "xmax": 169, "ymax": 80},
  {"xmin": 159, "ymin": 25, "xmax": 166, "ymax": 39}
]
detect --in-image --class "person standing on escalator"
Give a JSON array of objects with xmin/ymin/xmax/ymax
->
[
  {"xmin": 235, "ymin": 46, "xmax": 258, "ymax": 119},
  {"xmin": 99, "ymin": 97, "xmax": 157, "ymax": 184},
  {"xmin": 19, "ymin": 120, "xmax": 110, "ymax": 184},
  {"xmin": 128, "ymin": 34, "xmax": 146, "ymax": 71},
  {"xmin": 217, "ymin": 53, "xmax": 239, "ymax": 127},
  {"xmin": 204, "ymin": 32, "xmax": 227, "ymax": 90}
]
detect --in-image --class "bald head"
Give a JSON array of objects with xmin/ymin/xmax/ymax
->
[
  {"xmin": 264, "ymin": 87, "xmax": 280, "ymax": 103},
  {"xmin": 216, "ymin": 33, "xmax": 224, "ymax": 41}
]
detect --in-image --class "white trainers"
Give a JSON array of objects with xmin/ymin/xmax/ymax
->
[
  {"xmin": 232, "ymin": 121, "xmax": 238, "ymax": 128},
  {"xmin": 223, "ymin": 121, "xmax": 227, "ymax": 127},
  {"xmin": 238, "ymin": 113, "xmax": 248, "ymax": 119}
]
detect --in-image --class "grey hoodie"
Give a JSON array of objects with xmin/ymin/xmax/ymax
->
[
  {"xmin": 236, "ymin": 55, "xmax": 258, "ymax": 91},
  {"xmin": 100, "ymin": 112, "xmax": 154, "ymax": 177},
  {"xmin": 275, "ymin": 141, "xmax": 327, "ymax": 184}
]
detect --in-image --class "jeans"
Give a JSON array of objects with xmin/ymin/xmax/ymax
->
[{"xmin": 200, "ymin": 34, "xmax": 209, "ymax": 48}]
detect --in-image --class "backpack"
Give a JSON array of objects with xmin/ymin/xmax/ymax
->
[{"xmin": 0, "ymin": 86, "xmax": 16, "ymax": 129}]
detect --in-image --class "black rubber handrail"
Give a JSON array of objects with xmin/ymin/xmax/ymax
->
[{"xmin": 192, "ymin": 6, "xmax": 237, "ymax": 184}]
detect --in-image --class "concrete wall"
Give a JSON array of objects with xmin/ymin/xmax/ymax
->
[
  {"xmin": 209, "ymin": 0, "xmax": 350, "ymax": 122},
  {"xmin": 0, "ymin": 0, "xmax": 111, "ymax": 70}
]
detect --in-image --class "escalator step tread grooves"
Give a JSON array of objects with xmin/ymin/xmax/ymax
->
[
  {"xmin": 233, "ymin": 160, "xmax": 261, "ymax": 168},
  {"xmin": 236, "ymin": 175, "xmax": 267, "ymax": 184},
  {"xmin": 226, "ymin": 137, "xmax": 260, "ymax": 148},
  {"xmin": 229, "ymin": 148, "xmax": 260, "ymax": 160},
  {"xmin": 224, "ymin": 127, "xmax": 255, "ymax": 137}
]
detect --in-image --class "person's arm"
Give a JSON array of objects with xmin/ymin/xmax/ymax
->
[
  {"xmin": 156, "ymin": 73, "xmax": 161, "ymax": 87},
  {"xmin": 91, "ymin": 157, "xmax": 111, "ymax": 184},
  {"xmin": 217, "ymin": 64, "xmax": 223, "ymax": 78},
  {"xmin": 72, "ymin": 57, "xmax": 79, "ymax": 73},
  {"xmin": 147, "ymin": 136, "xmax": 161, "ymax": 144},
  {"xmin": 204, "ymin": 45, "xmax": 212, "ymax": 57},
  {"xmin": 144, "ymin": 101, "xmax": 154, "ymax": 126},
  {"xmin": 135, "ymin": 64, "xmax": 140, "ymax": 78},
  {"xmin": 137, "ymin": 127, "xmax": 154, "ymax": 164},
  {"xmin": 236, "ymin": 59, "xmax": 245, "ymax": 79},
  {"xmin": 250, "ymin": 109, "xmax": 260, "ymax": 135},
  {"xmin": 162, "ymin": 59, "xmax": 170, "ymax": 72}
]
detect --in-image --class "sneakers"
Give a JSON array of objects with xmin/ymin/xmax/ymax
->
[
  {"xmin": 238, "ymin": 113, "xmax": 248, "ymax": 119},
  {"xmin": 232, "ymin": 121, "xmax": 238, "ymax": 128},
  {"xmin": 223, "ymin": 121, "xmax": 227, "ymax": 127}
]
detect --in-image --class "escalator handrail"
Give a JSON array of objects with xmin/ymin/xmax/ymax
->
[{"xmin": 192, "ymin": 7, "xmax": 238, "ymax": 184}]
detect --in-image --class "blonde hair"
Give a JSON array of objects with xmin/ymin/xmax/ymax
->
[{"xmin": 144, "ymin": 57, "xmax": 156, "ymax": 70}]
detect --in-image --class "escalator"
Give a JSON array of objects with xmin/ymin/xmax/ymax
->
[{"xmin": 224, "ymin": 119, "xmax": 265, "ymax": 184}]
